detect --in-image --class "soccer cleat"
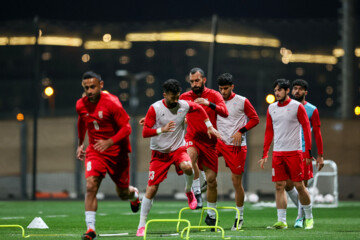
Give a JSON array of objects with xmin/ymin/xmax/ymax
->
[
  {"xmin": 136, "ymin": 227, "xmax": 145, "ymax": 237},
  {"xmin": 205, "ymin": 214, "xmax": 218, "ymax": 232},
  {"xmin": 81, "ymin": 228, "xmax": 97, "ymax": 240},
  {"xmin": 194, "ymin": 192, "xmax": 203, "ymax": 209},
  {"xmin": 200, "ymin": 181, "xmax": 207, "ymax": 193},
  {"xmin": 304, "ymin": 218, "xmax": 314, "ymax": 229},
  {"xmin": 231, "ymin": 218, "xmax": 243, "ymax": 231},
  {"xmin": 267, "ymin": 221, "xmax": 288, "ymax": 229},
  {"xmin": 294, "ymin": 217, "xmax": 304, "ymax": 228},
  {"xmin": 130, "ymin": 188, "xmax": 141, "ymax": 213},
  {"xmin": 185, "ymin": 191, "xmax": 197, "ymax": 210}
]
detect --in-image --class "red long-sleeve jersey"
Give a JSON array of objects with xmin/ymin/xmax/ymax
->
[
  {"xmin": 76, "ymin": 92, "xmax": 131, "ymax": 156},
  {"xmin": 180, "ymin": 87, "xmax": 228, "ymax": 144}
]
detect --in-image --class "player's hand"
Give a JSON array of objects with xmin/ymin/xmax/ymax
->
[
  {"xmin": 76, "ymin": 144, "xmax": 86, "ymax": 161},
  {"xmin": 316, "ymin": 155, "xmax": 324, "ymax": 171},
  {"xmin": 194, "ymin": 98, "xmax": 209, "ymax": 106},
  {"xmin": 94, "ymin": 139, "xmax": 114, "ymax": 152},
  {"xmin": 162, "ymin": 121, "xmax": 176, "ymax": 133},
  {"xmin": 231, "ymin": 132, "xmax": 243, "ymax": 146},
  {"xmin": 139, "ymin": 117, "xmax": 145, "ymax": 126},
  {"xmin": 207, "ymin": 126, "xmax": 221, "ymax": 139},
  {"xmin": 184, "ymin": 117, "xmax": 187, "ymax": 125},
  {"xmin": 305, "ymin": 158, "xmax": 312, "ymax": 166},
  {"xmin": 258, "ymin": 157, "xmax": 267, "ymax": 169}
]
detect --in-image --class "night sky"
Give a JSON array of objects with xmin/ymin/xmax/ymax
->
[{"xmin": 0, "ymin": 0, "xmax": 349, "ymax": 23}]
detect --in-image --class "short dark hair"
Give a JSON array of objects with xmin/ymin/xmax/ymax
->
[
  {"xmin": 163, "ymin": 79, "xmax": 181, "ymax": 94},
  {"xmin": 273, "ymin": 78, "xmax": 290, "ymax": 90},
  {"xmin": 217, "ymin": 73, "xmax": 233, "ymax": 86},
  {"xmin": 190, "ymin": 67, "xmax": 205, "ymax": 77},
  {"xmin": 82, "ymin": 71, "xmax": 102, "ymax": 81},
  {"xmin": 292, "ymin": 79, "xmax": 308, "ymax": 91}
]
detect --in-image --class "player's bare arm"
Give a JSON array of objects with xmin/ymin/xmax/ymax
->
[
  {"xmin": 76, "ymin": 143, "xmax": 86, "ymax": 161},
  {"xmin": 139, "ymin": 117, "xmax": 145, "ymax": 126},
  {"xmin": 258, "ymin": 157, "xmax": 268, "ymax": 169},
  {"xmin": 161, "ymin": 121, "xmax": 176, "ymax": 133},
  {"xmin": 93, "ymin": 138, "xmax": 114, "ymax": 152},
  {"xmin": 194, "ymin": 97, "xmax": 209, "ymax": 106},
  {"xmin": 207, "ymin": 126, "xmax": 221, "ymax": 139},
  {"xmin": 231, "ymin": 132, "xmax": 243, "ymax": 146},
  {"xmin": 316, "ymin": 155, "xmax": 324, "ymax": 171}
]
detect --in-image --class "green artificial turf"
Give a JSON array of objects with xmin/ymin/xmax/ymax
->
[{"xmin": 0, "ymin": 200, "xmax": 359, "ymax": 239}]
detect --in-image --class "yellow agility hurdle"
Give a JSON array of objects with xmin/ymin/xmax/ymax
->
[
  {"xmin": 216, "ymin": 207, "xmax": 242, "ymax": 231},
  {"xmin": 144, "ymin": 218, "xmax": 191, "ymax": 240},
  {"xmin": 0, "ymin": 225, "xmax": 30, "ymax": 238}
]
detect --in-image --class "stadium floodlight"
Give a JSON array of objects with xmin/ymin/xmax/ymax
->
[
  {"xmin": 44, "ymin": 86, "xmax": 54, "ymax": 97},
  {"xmin": 266, "ymin": 94, "xmax": 275, "ymax": 104},
  {"xmin": 354, "ymin": 106, "xmax": 360, "ymax": 116}
]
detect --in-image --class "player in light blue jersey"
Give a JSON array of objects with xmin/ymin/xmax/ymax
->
[{"xmin": 286, "ymin": 79, "xmax": 324, "ymax": 229}]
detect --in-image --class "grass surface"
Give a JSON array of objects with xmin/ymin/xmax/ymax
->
[{"xmin": 1, "ymin": 200, "xmax": 360, "ymax": 239}]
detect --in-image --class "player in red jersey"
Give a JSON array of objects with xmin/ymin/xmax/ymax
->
[
  {"xmin": 285, "ymin": 79, "xmax": 324, "ymax": 228},
  {"xmin": 216, "ymin": 73, "xmax": 259, "ymax": 230},
  {"xmin": 180, "ymin": 67, "xmax": 228, "ymax": 228},
  {"xmin": 136, "ymin": 79, "xmax": 220, "ymax": 236},
  {"xmin": 259, "ymin": 79, "xmax": 314, "ymax": 230},
  {"xmin": 76, "ymin": 71, "xmax": 140, "ymax": 240}
]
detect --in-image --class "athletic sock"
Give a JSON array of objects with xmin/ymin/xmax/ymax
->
[
  {"xmin": 207, "ymin": 202, "xmax": 217, "ymax": 218},
  {"xmin": 85, "ymin": 211, "xmax": 96, "ymax": 230},
  {"xmin": 201, "ymin": 171, "xmax": 206, "ymax": 181},
  {"xmin": 192, "ymin": 178, "xmax": 201, "ymax": 194},
  {"xmin": 236, "ymin": 206, "xmax": 244, "ymax": 220},
  {"xmin": 277, "ymin": 209, "xmax": 286, "ymax": 223},
  {"xmin": 184, "ymin": 170, "xmax": 194, "ymax": 193},
  {"xmin": 297, "ymin": 199, "xmax": 304, "ymax": 219},
  {"xmin": 287, "ymin": 188, "xmax": 299, "ymax": 207},
  {"xmin": 138, "ymin": 196, "xmax": 153, "ymax": 229},
  {"xmin": 302, "ymin": 204, "xmax": 313, "ymax": 219}
]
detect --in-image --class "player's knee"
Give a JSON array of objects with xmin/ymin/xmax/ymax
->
[
  {"xmin": 275, "ymin": 182, "xmax": 286, "ymax": 191},
  {"xmin": 207, "ymin": 176, "xmax": 217, "ymax": 188}
]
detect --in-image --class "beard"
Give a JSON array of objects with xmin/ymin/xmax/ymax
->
[
  {"xmin": 168, "ymin": 102, "xmax": 178, "ymax": 108},
  {"xmin": 191, "ymin": 83, "xmax": 205, "ymax": 94},
  {"xmin": 293, "ymin": 94, "xmax": 305, "ymax": 102},
  {"xmin": 276, "ymin": 94, "xmax": 287, "ymax": 102}
]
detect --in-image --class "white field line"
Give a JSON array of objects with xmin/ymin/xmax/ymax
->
[{"xmin": 1, "ymin": 216, "xmax": 25, "ymax": 220}]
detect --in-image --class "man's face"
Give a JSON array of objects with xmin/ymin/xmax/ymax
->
[
  {"xmin": 218, "ymin": 84, "xmax": 234, "ymax": 100},
  {"xmin": 274, "ymin": 85, "xmax": 289, "ymax": 102},
  {"xmin": 82, "ymin": 78, "xmax": 103, "ymax": 103},
  {"xmin": 163, "ymin": 91, "xmax": 180, "ymax": 108},
  {"xmin": 292, "ymin": 85, "xmax": 307, "ymax": 102},
  {"xmin": 189, "ymin": 71, "xmax": 206, "ymax": 94}
]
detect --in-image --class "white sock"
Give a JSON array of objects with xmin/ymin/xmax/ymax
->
[
  {"xmin": 85, "ymin": 211, "xmax": 96, "ymax": 230},
  {"xmin": 207, "ymin": 202, "xmax": 217, "ymax": 218},
  {"xmin": 138, "ymin": 196, "xmax": 153, "ymax": 229},
  {"xmin": 236, "ymin": 206, "xmax": 244, "ymax": 220},
  {"xmin": 277, "ymin": 209, "xmax": 286, "ymax": 223},
  {"xmin": 287, "ymin": 188, "xmax": 299, "ymax": 207},
  {"xmin": 184, "ymin": 170, "xmax": 194, "ymax": 193},
  {"xmin": 302, "ymin": 204, "xmax": 313, "ymax": 219},
  {"xmin": 297, "ymin": 199, "xmax": 304, "ymax": 219},
  {"xmin": 192, "ymin": 178, "xmax": 201, "ymax": 194},
  {"xmin": 201, "ymin": 171, "xmax": 206, "ymax": 180}
]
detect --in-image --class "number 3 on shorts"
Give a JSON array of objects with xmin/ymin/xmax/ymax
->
[{"xmin": 149, "ymin": 171, "xmax": 155, "ymax": 180}]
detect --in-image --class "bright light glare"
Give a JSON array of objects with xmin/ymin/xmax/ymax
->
[
  {"xmin": 355, "ymin": 106, "xmax": 360, "ymax": 116},
  {"xmin": 44, "ymin": 86, "xmax": 54, "ymax": 97},
  {"xmin": 266, "ymin": 94, "xmax": 275, "ymax": 104}
]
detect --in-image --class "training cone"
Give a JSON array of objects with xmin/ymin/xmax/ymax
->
[{"xmin": 27, "ymin": 217, "xmax": 49, "ymax": 229}]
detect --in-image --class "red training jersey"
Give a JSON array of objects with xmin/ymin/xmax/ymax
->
[
  {"xmin": 180, "ymin": 87, "xmax": 228, "ymax": 144},
  {"xmin": 76, "ymin": 91, "xmax": 131, "ymax": 156}
]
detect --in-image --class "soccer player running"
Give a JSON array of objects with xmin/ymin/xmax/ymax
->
[
  {"xmin": 259, "ymin": 79, "xmax": 315, "ymax": 230},
  {"xmin": 136, "ymin": 79, "xmax": 220, "ymax": 236},
  {"xmin": 285, "ymin": 79, "xmax": 324, "ymax": 228},
  {"xmin": 76, "ymin": 71, "xmax": 140, "ymax": 240},
  {"xmin": 216, "ymin": 73, "xmax": 259, "ymax": 230},
  {"xmin": 180, "ymin": 67, "xmax": 228, "ymax": 228}
]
